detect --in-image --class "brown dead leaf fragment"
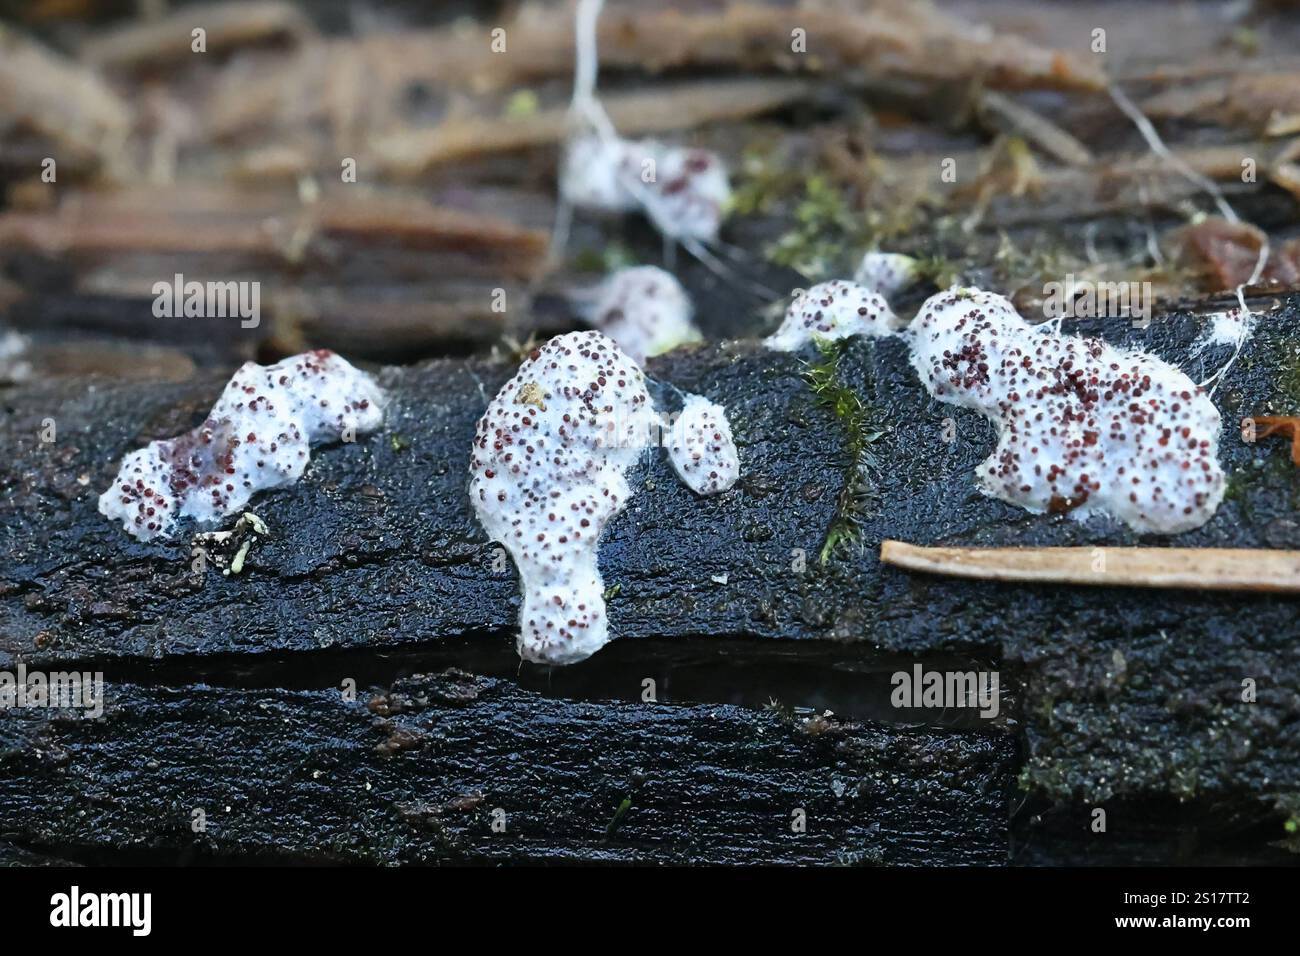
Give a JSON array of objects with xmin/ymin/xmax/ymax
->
[
  {"xmin": 1169, "ymin": 219, "xmax": 1268, "ymax": 291},
  {"xmin": 1252, "ymin": 416, "xmax": 1300, "ymax": 466}
]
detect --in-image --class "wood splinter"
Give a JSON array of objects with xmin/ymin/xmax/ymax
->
[{"xmin": 880, "ymin": 540, "xmax": 1300, "ymax": 593}]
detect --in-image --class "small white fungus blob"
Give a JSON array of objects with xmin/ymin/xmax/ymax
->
[
  {"xmin": 666, "ymin": 394, "xmax": 740, "ymax": 495},
  {"xmin": 632, "ymin": 141, "xmax": 731, "ymax": 244},
  {"xmin": 0, "ymin": 329, "xmax": 31, "ymax": 382},
  {"xmin": 577, "ymin": 265, "xmax": 701, "ymax": 365},
  {"xmin": 907, "ymin": 288, "xmax": 1224, "ymax": 534},
  {"xmin": 853, "ymin": 252, "xmax": 921, "ymax": 298},
  {"xmin": 764, "ymin": 280, "xmax": 901, "ymax": 352},
  {"xmin": 99, "ymin": 349, "xmax": 385, "ymax": 541},
  {"xmin": 560, "ymin": 134, "xmax": 639, "ymax": 214},
  {"xmin": 1197, "ymin": 306, "xmax": 1254, "ymax": 350},
  {"xmin": 470, "ymin": 330, "xmax": 659, "ymax": 665},
  {"xmin": 560, "ymin": 135, "xmax": 731, "ymax": 243}
]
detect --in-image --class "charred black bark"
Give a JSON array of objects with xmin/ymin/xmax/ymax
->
[
  {"xmin": 0, "ymin": 671, "xmax": 1013, "ymax": 865},
  {"xmin": 2, "ymin": 301, "xmax": 1299, "ymax": 862}
]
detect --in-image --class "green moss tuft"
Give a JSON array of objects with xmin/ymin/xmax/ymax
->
[
  {"xmin": 804, "ymin": 339, "xmax": 882, "ymax": 563},
  {"xmin": 766, "ymin": 174, "xmax": 861, "ymax": 278}
]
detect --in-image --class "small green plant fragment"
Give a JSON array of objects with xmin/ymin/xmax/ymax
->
[
  {"xmin": 570, "ymin": 241, "xmax": 638, "ymax": 273},
  {"xmin": 804, "ymin": 339, "xmax": 881, "ymax": 564},
  {"xmin": 727, "ymin": 147, "xmax": 803, "ymax": 217},
  {"xmin": 503, "ymin": 89, "xmax": 540, "ymax": 119},
  {"xmin": 605, "ymin": 796, "xmax": 632, "ymax": 838},
  {"xmin": 194, "ymin": 511, "xmax": 269, "ymax": 578},
  {"xmin": 766, "ymin": 175, "xmax": 861, "ymax": 278}
]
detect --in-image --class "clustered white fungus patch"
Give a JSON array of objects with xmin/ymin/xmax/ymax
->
[
  {"xmin": 560, "ymin": 135, "xmax": 731, "ymax": 244},
  {"xmin": 907, "ymin": 288, "xmax": 1224, "ymax": 534},
  {"xmin": 99, "ymin": 349, "xmax": 384, "ymax": 541},
  {"xmin": 763, "ymin": 280, "xmax": 902, "ymax": 352},
  {"xmin": 470, "ymin": 330, "xmax": 660, "ymax": 665},
  {"xmin": 665, "ymin": 394, "xmax": 740, "ymax": 495},
  {"xmin": 577, "ymin": 265, "xmax": 701, "ymax": 365},
  {"xmin": 853, "ymin": 252, "xmax": 921, "ymax": 298},
  {"xmin": 1197, "ymin": 306, "xmax": 1254, "ymax": 349}
]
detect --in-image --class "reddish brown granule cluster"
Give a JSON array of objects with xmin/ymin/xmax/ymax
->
[
  {"xmin": 469, "ymin": 330, "xmax": 659, "ymax": 664},
  {"xmin": 100, "ymin": 350, "xmax": 384, "ymax": 541},
  {"xmin": 665, "ymin": 395, "xmax": 739, "ymax": 495},
  {"xmin": 908, "ymin": 288, "xmax": 1225, "ymax": 534}
]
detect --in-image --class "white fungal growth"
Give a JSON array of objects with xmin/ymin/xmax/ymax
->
[
  {"xmin": 559, "ymin": 134, "xmax": 639, "ymax": 214},
  {"xmin": 666, "ymin": 395, "xmax": 740, "ymax": 495},
  {"xmin": 560, "ymin": 136, "xmax": 731, "ymax": 244},
  {"xmin": 631, "ymin": 141, "xmax": 731, "ymax": 244},
  {"xmin": 1197, "ymin": 306, "xmax": 1254, "ymax": 350},
  {"xmin": 576, "ymin": 265, "xmax": 701, "ymax": 365},
  {"xmin": 0, "ymin": 329, "xmax": 31, "ymax": 382},
  {"xmin": 559, "ymin": 0, "xmax": 730, "ymax": 246},
  {"xmin": 853, "ymin": 252, "xmax": 921, "ymax": 298},
  {"xmin": 99, "ymin": 349, "xmax": 385, "ymax": 541},
  {"xmin": 764, "ymin": 280, "xmax": 901, "ymax": 351},
  {"xmin": 470, "ymin": 330, "xmax": 659, "ymax": 665},
  {"xmin": 907, "ymin": 288, "xmax": 1224, "ymax": 534}
]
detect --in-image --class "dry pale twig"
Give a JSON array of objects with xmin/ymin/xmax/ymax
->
[{"xmin": 880, "ymin": 540, "xmax": 1300, "ymax": 593}]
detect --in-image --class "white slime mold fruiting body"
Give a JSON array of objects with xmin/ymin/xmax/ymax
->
[
  {"xmin": 560, "ymin": 134, "xmax": 640, "ymax": 214},
  {"xmin": 666, "ymin": 395, "xmax": 740, "ymax": 495},
  {"xmin": 577, "ymin": 265, "xmax": 701, "ymax": 365},
  {"xmin": 1198, "ymin": 306, "xmax": 1254, "ymax": 350},
  {"xmin": 559, "ymin": 135, "xmax": 731, "ymax": 244},
  {"xmin": 764, "ymin": 280, "xmax": 901, "ymax": 351},
  {"xmin": 853, "ymin": 252, "xmax": 921, "ymax": 298},
  {"xmin": 907, "ymin": 288, "xmax": 1224, "ymax": 534},
  {"xmin": 632, "ymin": 142, "xmax": 731, "ymax": 244},
  {"xmin": 470, "ymin": 330, "xmax": 659, "ymax": 665},
  {"xmin": 99, "ymin": 349, "xmax": 384, "ymax": 541}
]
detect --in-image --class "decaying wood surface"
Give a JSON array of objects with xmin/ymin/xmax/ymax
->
[
  {"xmin": 2, "ymin": 304, "xmax": 1299, "ymax": 863},
  {"xmin": 0, "ymin": 672, "xmax": 1013, "ymax": 865}
]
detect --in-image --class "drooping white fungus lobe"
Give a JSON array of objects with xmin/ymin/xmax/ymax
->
[
  {"xmin": 907, "ymin": 288, "xmax": 1224, "ymax": 534},
  {"xmin": 853, "ymin": 252, "xmax": 921, "ymax": 298},
  {"xmin": 469, "ymin": 330, "xmax": 659, "ymax": 665},
  {"xmin": 560, "ymin": 135, "xmax": 731, "ymax": 244},
  {"xmin": 560, "ymin": 134, "xmax": 639, "ymax": 214},
  {"xmin": 576, "ymin": 265, "xmax": 701, "ymax": 365},
  {"xmin": 99, "ymin": 349, "xmax": 385, "ymax": 541},
  {"xmin": 665, "ymin": 395, "xmax": 740, "ymax": 495},
  {"xmin": 764, "ymin": 280, "xmax": 902, "ymax": 352}
]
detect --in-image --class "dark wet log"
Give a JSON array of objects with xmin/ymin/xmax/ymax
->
[
  {"xmin": 4, "ymin": 302, "xmax": 1300, "ymax": 659},
  {"xmin": 2, "ymin": 300, "xmax": 1299, "ymax": 858},
  {"xmin": 0, "ymin": 671, "xmax": 1013, "ymax": 865}
]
